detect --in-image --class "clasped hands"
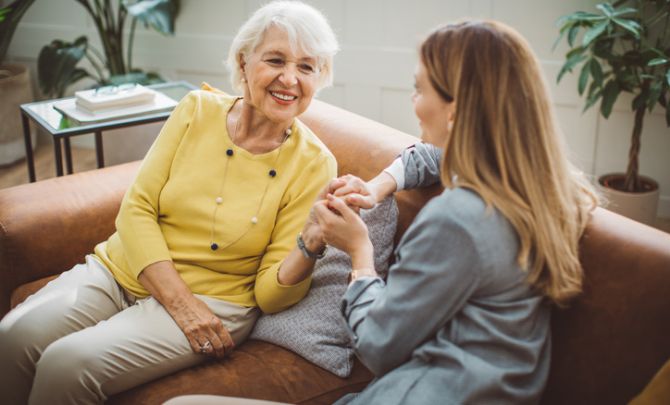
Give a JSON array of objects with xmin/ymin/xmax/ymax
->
[{"xmin": 304, "ymin": 174, "xmax": 382, "ymax": 265}]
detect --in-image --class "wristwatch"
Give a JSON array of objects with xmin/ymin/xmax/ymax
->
[{"xmin": 297, "ymin": 233, "xmax": 327, "ymax": 260}]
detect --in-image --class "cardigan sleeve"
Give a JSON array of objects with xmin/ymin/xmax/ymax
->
[
  {"xmin": 401, "ymin": 142, "xmax": 443, "ymax": 189},
  {"xmin": 254, "ymin": 152, "xmax": 337, "ymax": 314},
  {"xmin": 341, "ymin": 195, "xmax": 481, "ymax": 376},
  {"xmin": 114, "ymin": 92, "xmax": 197, "ymax": 278}
]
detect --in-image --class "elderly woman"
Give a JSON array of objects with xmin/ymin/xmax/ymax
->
[{"xmin": 0, "ymin": 2, "xmax": 338, "ymax": 404}]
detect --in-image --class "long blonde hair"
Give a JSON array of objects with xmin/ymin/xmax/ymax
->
[{"xmin": 421, "ymin": 21, "xmax": 598, "ymax": 306}]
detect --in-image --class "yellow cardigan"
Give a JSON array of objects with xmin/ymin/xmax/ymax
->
[{"xmin": 94, "ymin": 90, "xmax": 337, "ymax": 313}]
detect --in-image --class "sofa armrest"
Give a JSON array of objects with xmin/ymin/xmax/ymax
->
[
  {"xmin": 0, "ymin": 161, "xmax": 140, "ymax": 317},
  {"xmin": 542, "ymin": 208, "xmax": 670, "ymax": 404}
]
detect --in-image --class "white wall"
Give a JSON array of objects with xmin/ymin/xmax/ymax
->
[{"xmin": 8, "ymin": 0, "xmax": 670, "ymax": 216}]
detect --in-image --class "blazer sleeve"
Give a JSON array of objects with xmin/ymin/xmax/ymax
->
[
  {"xmin": 401, "ymin": 142, "xmax": 443, "ymax": 189},
  {"xmin": 114, "ymin": 92, "xmax": 197, "ymax": 278},
  {"xmin": 254, "ymin": 152, "xmax": 337, "ymax": 314},
  {"xmin": 341, "ymin": 196, "xmax": 481, "ymax": 376}
]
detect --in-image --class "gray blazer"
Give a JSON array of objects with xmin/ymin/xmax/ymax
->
[{"xmin": 336, "ymin": 143, "xmax": 550, "ymax": 405}]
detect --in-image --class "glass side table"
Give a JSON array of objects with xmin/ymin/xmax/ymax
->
[{"xmin": 20, "ymin": 81, "xmax": 198, "ymax": 182}]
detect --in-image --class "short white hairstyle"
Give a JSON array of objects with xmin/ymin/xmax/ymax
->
[{"xmin": 226, "ymin": 1, "xmax": 339, "ymax": 93}]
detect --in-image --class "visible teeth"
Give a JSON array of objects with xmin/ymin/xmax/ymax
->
[{"xmin": 271, "ymin": 92, "xmax": 297, "ymax": 101}]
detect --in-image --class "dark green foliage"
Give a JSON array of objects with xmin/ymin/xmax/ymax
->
[
  {"xmin": 556, "ymin": 0, "xmax": 670, "ymax": 192},
  {"xmin": 0, "ymin": 0, "xmax": 35, "ymax": 65},
  {"xmin": 37, "ymin": 0, "xmax": 180, "ymax": 97}
]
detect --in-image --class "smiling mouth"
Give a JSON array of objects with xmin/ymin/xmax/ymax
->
[{"xmin": 270, "ymin": 91, "xmax": 298, "ymax": 102}]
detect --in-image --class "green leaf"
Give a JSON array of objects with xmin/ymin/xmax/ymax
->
[
  {"xmin": 37, "ymin": 36, "xmax": 89, "ymax": 97},
  {"xmin": 666, "ymin": 70, "xmax": 670, "ymax": 86},
  {"xmin": 123, "ymin": 0, "xmax": 179, "ymax": 36},
  {"xmin": 648, "ymin": 58, "xmax": 669, "ymax": 66},
  {"xmin": 108, "ymin": 71, "xmax": 165, "ymax": 86},
  {"xmin": 648, "ymin": 81, "xmax": 663, "ymax": 112},
  {"xmin": 583, "ymin": 20, "xmax": 609, "ymax": 47},
  {"xmin": 558, "ymin": 11, "xmax": 605, "ymax": 25},
  {"xmin": 596, "ymin": 3, "xmax": 615, "ymax": 17},
  {"xmin": 590, "ymin": 58, "xmax": 604, "ymax": 86},
  {"xmin": 584, "ymin": 82, "xmax": 603, "ymax": 112},
  {"xmin": 0, "ymin": 7, "xmax": 9, "ymax": 23},
  {"xmin": 611, "ymin": 7, "xmax": 637, "ymax": 17},
  {"xmin": 600, "ymin": 80, "xmax": 621, "ymax": 118},
  {"xmin": 557, "ymin": 53, "xmax": 588, "ymax": 83},
  {"xmin": 612, "ymin": 17, "xmax": 641, "ymax": 37},
  {"xmin": 578, "ymin": 60, "xmax": 591, "ymax": 95},
  {"xmin": 568, "ymin": 24, "xmax": 580, "ymax": 47}
]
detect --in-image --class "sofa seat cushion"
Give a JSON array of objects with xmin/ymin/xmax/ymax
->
[
  {"xmin": 10, "ymin": 276, "xmax": 374, "ymax": 405},
  {"xmin": 10, "ymin": 275, "xmax": 57, "ymax": 309},
  {"xmin": 108, "ymin": 340, "xmax": 373, "ymax": 405}
]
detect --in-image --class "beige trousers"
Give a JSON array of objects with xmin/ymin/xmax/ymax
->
[
  {"xmin": 164, "ymin": 395, "xmax": 291, "ymax": 405},
  {"xmin": 0, "ymin": 256, "xmax": 259, "ymax": 405}
]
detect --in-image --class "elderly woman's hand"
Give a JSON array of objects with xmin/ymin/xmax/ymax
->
[
  {"xmin": 314, "ymin": 194, "xmax": 372, "ymax": 258},
  {"xmin": 301, "ymin": 178, "xmax": 348, "ymax": 251},
  {"xmin": 138, "ymin": 262, "xmax": 235, "ymax": 359},
  {"xmin": 166, "ymin": 294, "xmax": 236, "ymax": 359}
]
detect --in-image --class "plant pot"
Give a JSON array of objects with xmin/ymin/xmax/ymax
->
[
  {"xmin": 0, "ymin": 63, "xmax": 35, "ymax": 166},
  {"xmin": 598, "ymin": 173, "xmax": 660, "ymax": 226}
]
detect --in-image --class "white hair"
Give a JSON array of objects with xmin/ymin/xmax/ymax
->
[{"xmin": 226, "ymin": 1, "xmax": 339, "ymax": 93}]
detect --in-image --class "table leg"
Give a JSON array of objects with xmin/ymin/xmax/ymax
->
[
  {"xmin": 21, "ymin": 112, "xmax": 36, "ymax": 182},
  {"xmin": 64, "ymin": 136, "xmax": 73, "ymax": 174},
  {"xmin": 54, "ymin": 138, "xmax": 64, "ymax": 176},
  {"xmin": 94, "ymin": 131, "xmax": 105, "ymax": 168}
]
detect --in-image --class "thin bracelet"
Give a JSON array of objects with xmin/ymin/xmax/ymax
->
[{"xmin": 349, "ymin": 268, "xmax": 377, "ymax": 284}]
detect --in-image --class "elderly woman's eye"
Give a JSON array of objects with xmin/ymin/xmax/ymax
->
[
  {"xmin": 298, "ymin": 63, "xmax": 316, "ymax": 74},
  {"xmin": 265, "ymin": 58, "xmax": 284, "ymax": 66}
]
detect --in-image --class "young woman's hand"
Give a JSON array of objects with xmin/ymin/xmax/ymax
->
[
  {"xmin": 331, "ymin": 171, "xmax": 397, "ymax": 211},
  {"xmin": 331, "ymin": 174, "xmax": 379, "ymax": 210}
]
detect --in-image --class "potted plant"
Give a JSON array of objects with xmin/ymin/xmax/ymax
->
[
  {"xmin": 556, "ymin": 0, "xmax": 669, "ymax": 225},
  {"xmin": 37, "ymin": 0, "xmax": 180, "ymax": 98},
  {"xmin": 0, "ymin": 0, "xmax": 35, "ymax": 166}
]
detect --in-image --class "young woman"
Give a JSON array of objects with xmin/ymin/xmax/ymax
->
[{"xmin": 315, "ymin": 20, "xmax": 599, "ymax": 404}]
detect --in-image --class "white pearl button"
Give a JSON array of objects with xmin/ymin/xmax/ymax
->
[
  {"xmin": 215, "ymin": 197, "xmax": 223, "ymax": 204},
  {"xmin": 251, "ymin": 216, "xmax": 258, "ymax": 224}
]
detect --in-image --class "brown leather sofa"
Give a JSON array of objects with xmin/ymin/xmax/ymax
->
[{"xmin": 1, "ymin": 100, "xmax": 669, "ymax": 405}]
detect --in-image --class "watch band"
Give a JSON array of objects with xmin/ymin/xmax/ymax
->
[{"xmin": 297, "ymin": 233, "xmax": 326, "ymax": 260}]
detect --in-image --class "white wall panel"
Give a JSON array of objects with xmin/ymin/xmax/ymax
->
[
  {"xmin": 554, "ymin": 105, "xmax": 599, "ymax": 173},
  {"xmin": 380, "ymin": 88, "xmax": 419, "ymax": 137},
  {"xmin": 7, "ymin": 0, "xmax": 669, "ymax": 217}
]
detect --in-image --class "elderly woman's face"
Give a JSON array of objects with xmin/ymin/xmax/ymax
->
[{"xmin": 241, "ymin": 25, "xmax": 319, "ymax": 124}]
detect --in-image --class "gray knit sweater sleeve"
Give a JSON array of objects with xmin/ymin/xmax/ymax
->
[{"xmin": 401, "ymin": 142, "xmax": 442, "ymax": 189}]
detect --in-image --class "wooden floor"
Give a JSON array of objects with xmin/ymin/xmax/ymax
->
[
  {"xmin": 1, "ymin": 143, "xmax": 669, "ymax": 234},
  {"xmin": 0, "ymin": 142, "xmax": 98, "ymax": 189}
]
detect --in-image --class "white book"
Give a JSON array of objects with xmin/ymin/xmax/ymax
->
[
  {"xmin": 53, "ymin": 91, "xmax": 178, "ymax": 125},
  {"xmin": 75, "ymin": 84, "xmax": 156, "ymax": 111}
]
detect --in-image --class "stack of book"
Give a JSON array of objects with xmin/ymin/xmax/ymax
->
[{"xmin": 53, "ymin": 84, "xmax": 178, "ymax": 124}]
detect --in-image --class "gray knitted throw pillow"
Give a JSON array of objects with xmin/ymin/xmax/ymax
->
[{"xmin": 250, "ymin": 196, "xmax": 398, "ymax": 377}]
